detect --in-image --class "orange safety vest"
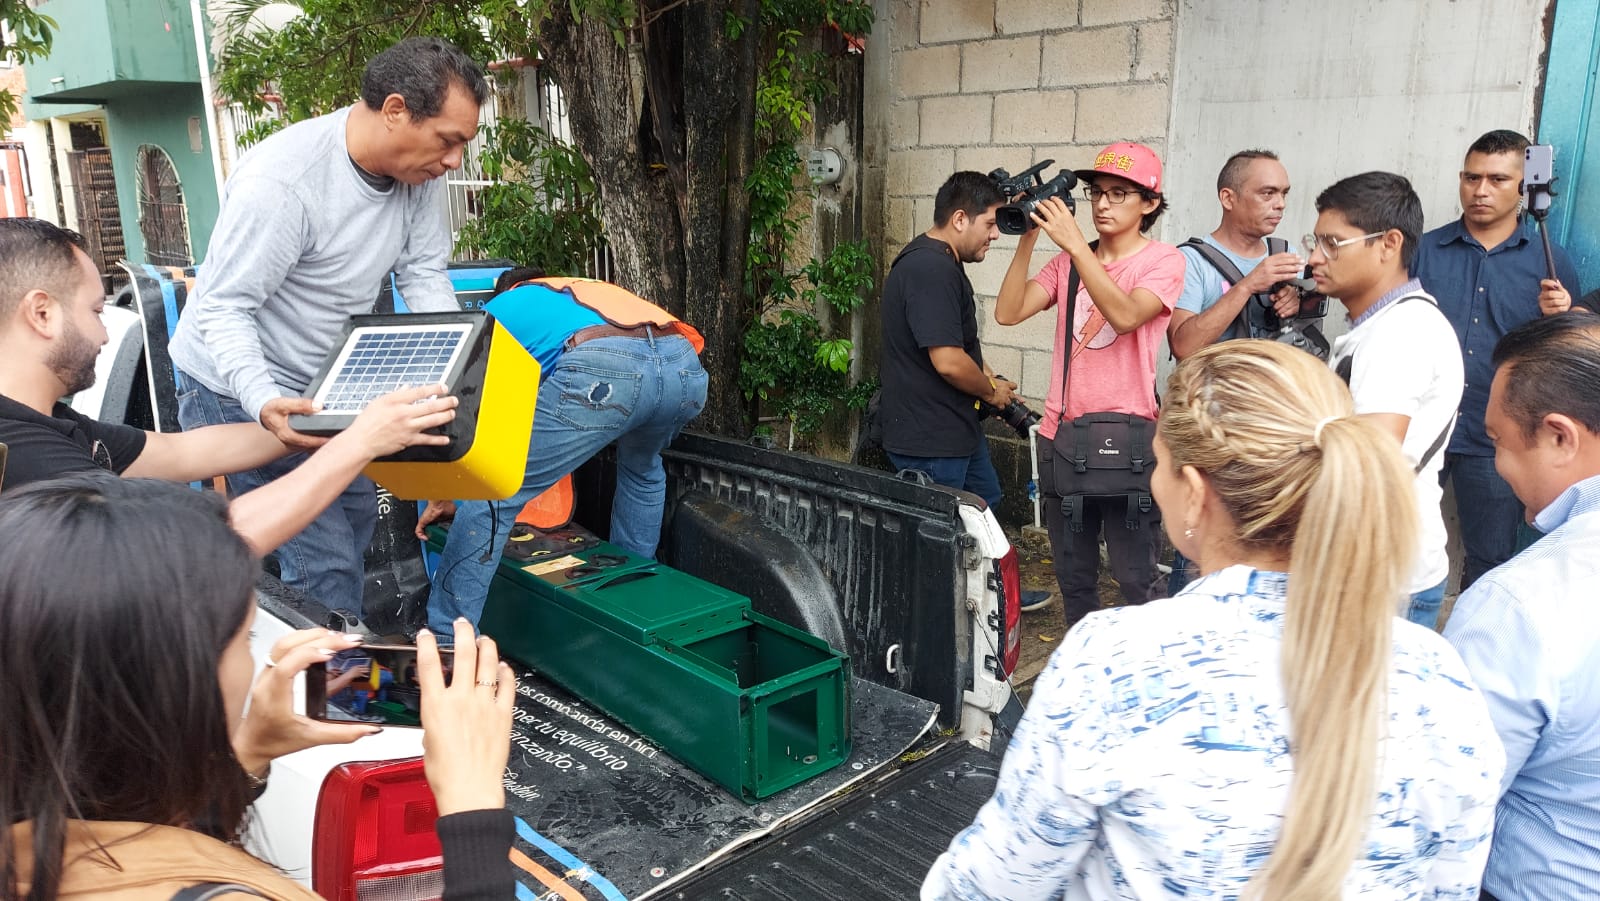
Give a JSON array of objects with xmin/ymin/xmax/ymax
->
[{"xmin": 522, "ymin": 277, "xmax": 706, "ymax": 355}]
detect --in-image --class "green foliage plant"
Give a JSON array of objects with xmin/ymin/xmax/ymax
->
[
  {"xmin": 454, "ymin": 118, "xmax": 605, "ymax": 276},
  {"xmin": 737, "ymin": 4, "xmax": 877, "ymax": 444},
  {"xmin": 0, "ymin": 1, "xmax": 56, "ymax": 126}
]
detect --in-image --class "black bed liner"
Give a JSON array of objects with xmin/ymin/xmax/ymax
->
[{"xmin": 655, "ymin": 741, "xmax": 1001, "ymax": 899}]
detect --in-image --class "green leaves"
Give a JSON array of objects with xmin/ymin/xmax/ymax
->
[
  {"xmin": 454, "ymin": 120, "xmax": 606, "ymax": 276},
  {"xmin": 0, "ymin": 2, "xmax": 56, "ymax": 126},
  {"xmin": 739, "ymin": 6, "xmax": 876, "ymax": 444},
  {"xmin": 738, "ymin": 237, "xmax": 874, "ymax": 436}
]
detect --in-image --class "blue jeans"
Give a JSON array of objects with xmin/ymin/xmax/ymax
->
[
  {"xmin": 886, "ymin": 441, "xmax": 1003, "ymax": 509},
  {"xmin": 1407, "ymin": 578, "xmax": 1447, "ymax": 630},
  {"xmin": 1443, "ymin": 453, "xmax": 1525, "ymax": 590},
  {"xmin": 428, "ymin": 334, "xmax": 707, "ymax": 638},
  {"xmin": 177, "ymin": 378, "xmax": 376, "ymax": 617}
]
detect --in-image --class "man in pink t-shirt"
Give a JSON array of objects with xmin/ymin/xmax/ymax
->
[{"xmin": 995, "ymin": 142, "xmax": 1186, "ymax": 627}]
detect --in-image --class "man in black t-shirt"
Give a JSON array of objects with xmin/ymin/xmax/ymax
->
[
  {"xmin": 0, "ymin": 217, "xmax": 457, "ymax": 558},
  {"xmin": 878, "ymin": 172, "xmax": 1015, "ymax": 507}
]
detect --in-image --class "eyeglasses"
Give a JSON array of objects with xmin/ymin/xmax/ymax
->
[
  {"xmin": 1083, "ymin": 185, "xmax": 1135, "ymax": 204},
  {"xmin": 1302, "ymin": 231, "xmax": 1386, "ymax": 260}
]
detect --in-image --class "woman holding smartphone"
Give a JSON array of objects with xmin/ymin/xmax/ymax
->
[{"xmin": 0, "ymin": 474, "xmax": 515, "ymax": 900}]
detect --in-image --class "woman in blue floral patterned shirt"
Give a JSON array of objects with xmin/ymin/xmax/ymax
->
[{"xmin": 925, "ymin": 340, "xmax": 1504, "ymax": 900}]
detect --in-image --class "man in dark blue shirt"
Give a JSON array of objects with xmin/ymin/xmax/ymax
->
[{"xmin": 1412, "ymin": 129, "xmax": 1592, "ymax": 589}]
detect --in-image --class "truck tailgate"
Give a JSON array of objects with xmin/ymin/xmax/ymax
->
[{"xmin": 654, "ymin": 740, "xmax": 1001, "ymax": 899}]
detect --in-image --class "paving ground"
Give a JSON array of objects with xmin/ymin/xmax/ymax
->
[{"xmin": 1006, "ymin": 524, "xmax": 1132, "ymax": 703}]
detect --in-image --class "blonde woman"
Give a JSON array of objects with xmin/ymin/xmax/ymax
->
[{"xmin": 923, "ymin": 340, "xmax": 1504, "ymax": 900}]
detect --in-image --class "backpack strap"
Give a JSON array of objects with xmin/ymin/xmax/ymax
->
[
  {"xmin": 170, "ymin": 885, "xmax": 268, "ymax": 901},
  {"xmin": 1125, "ymin": 491, "xmax": 1153, "ymax": 530},
  {"xmin": 1181, "ymin": 237, "xmax": 1254, "ymax": 338},
  {"xmin": 1181, "ymin": 236, "xmax": 1294, "ymax": 338},
  {"xmin": 1333, "ymin": 293, "xmax": 1453, "ymax": 474}
]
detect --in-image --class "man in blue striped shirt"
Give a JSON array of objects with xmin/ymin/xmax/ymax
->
[{"xmin": 1444, "ymin": 311, "xmax": 1600, "ymax": 900}]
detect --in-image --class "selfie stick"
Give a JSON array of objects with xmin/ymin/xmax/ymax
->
[{"xmin": 1527, "ymin": 184, "xmax": 1559, "ymax": 282}]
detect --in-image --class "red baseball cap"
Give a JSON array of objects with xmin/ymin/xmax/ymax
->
[{"xmin": 1074, "ymin": 142, "xmax": 1163, "ymax": 193}]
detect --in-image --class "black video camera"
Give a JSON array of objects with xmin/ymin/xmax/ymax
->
[
  {"xmin": 978, "ymin": 374, "xmax": 1041, "ymax": 438},
  {"xmin": 990, "ymin": 160, "xmax": 1078, "ymax": 235}
]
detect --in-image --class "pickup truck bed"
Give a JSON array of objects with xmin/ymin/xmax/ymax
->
[{"xmin": 258, "ymin": 578, "xmax": 985, "ymax": 900}]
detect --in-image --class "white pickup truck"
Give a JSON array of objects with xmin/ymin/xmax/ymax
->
[{"xmin": 75, "ymin": 264, "xmax": 1024, "ymax": 900}]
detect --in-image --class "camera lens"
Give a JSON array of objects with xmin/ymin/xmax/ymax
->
[{"xmin": 995, "ymin": 203, "xmax": 1032, "ymax": 235}]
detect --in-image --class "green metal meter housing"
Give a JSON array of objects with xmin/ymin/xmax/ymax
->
[{"xmin": 425, "ymin": 528, "xmax": 852, "ymax": 801}]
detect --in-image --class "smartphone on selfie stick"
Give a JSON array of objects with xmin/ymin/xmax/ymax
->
[{"xmin": 1523, "ymin": 144, "xmax": 1560, "ymax": 281}]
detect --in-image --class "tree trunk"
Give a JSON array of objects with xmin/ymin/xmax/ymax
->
[
  {"xmin": 538, "ymin": 4, "xmax": 684, "ymax": 322},
  {"xmin": 669, "ymin": 0, "xmax": 761, "ymax": 436},
  {"xmin": 538, "ymin": 1, "xmax": 759, "ymax": 437}
]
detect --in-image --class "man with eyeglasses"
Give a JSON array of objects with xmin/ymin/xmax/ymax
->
[
  {"xmin": 995, "ymin": 142, "xmax": 1185, "ymax": 629},
  {"xmin": 1412, "ymin": 129, "xmax": 1592, "ymax": 592},
  {"xmin": 1310, "ymin": 172, "xmax": 1464, "ymax": 630}
]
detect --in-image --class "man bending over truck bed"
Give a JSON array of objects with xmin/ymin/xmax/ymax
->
[
  {"xmin": 417, "ymin": 267, "xmax": 707, "ymax": 642},
  {"xmin": 0, "ymin": 217, "xmax": 457, "ymax": 556}
]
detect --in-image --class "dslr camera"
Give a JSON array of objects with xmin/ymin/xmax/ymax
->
[
  {"xmin": 1262, "ymin": 265, "xmax": 1331, "ymax": 360},
  {"xmin": 990, "ymin": 160, "xmax": 1079, "ymax": 235},
  {"xmin": 977, "ymin": 374, "xmax": 1041, "ymax": 438}
]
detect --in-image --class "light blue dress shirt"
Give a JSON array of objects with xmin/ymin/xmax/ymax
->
[
  {"xmin": 1444, "ymin": 473, "xmax": 1600, "ymax": 900},
  {"xmin": 924, "ymin": 565, "xmax": 1504, "ymax": 900}
]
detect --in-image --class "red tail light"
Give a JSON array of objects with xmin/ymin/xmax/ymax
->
[
  {"xmin": 997, "ymin": 547, "xmax": 1022, "ymax": 677},
  {"xmin": 312, "ymin": 757, "xmax": 444, "ymax": 901}
]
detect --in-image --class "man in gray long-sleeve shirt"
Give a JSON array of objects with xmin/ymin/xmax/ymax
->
[{"xmin": 169, "ymin": 37, "xmax": 487, "ymax": 623}]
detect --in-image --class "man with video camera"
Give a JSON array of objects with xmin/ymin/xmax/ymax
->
[
  {"xmin": 1413, "ymin": 129, "xmax": 1593, "ymax": 591},
  {"xmin": 994, "ymin": 143, "xmax": 1185, "ymax": 628},
  {"xmin": 877, "ymin": 172, "xmax": 1017, "ymax": 510}
]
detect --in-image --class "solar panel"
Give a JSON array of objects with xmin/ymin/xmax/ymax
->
[
  {"xmin": 310, "ymin": 322, "xmax": 474, "ymax": 412},
  {"xmin": 288, "ymin": 311, "xmax": 541, "ymax": 500}
]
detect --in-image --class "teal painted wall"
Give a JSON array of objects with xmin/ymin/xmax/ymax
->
[
  {"xmin": 25, "ymin": 0, "xmax": 199, "ymax": 103},
  {"xmin": 1540, "ymin": 0, "xmax": 1600, "ymax": 292},
  {"xmin": 103, "ymin": 85, "xmax": 219, "ymax": 265}
]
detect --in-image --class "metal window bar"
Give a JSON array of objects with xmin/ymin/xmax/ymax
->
[{"xmin": 135, "ymin": 145, "xmax": 193, "ymax": 267}]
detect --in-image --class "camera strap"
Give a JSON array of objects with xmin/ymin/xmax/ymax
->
[
  {"xmin": 1180, "ymin": 236, "xmax": 1289, "ymax": 337},
  {"xmin": 1333, "ymin": 293, "xmax": 1455, "ymax": 475},
  {"xmin": 1057, "ymin": 246, "xmax": 1091, "ymax": 419}
]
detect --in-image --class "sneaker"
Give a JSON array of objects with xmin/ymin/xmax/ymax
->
[
  {"xmin": 1019, "ymin": 589, "xmax": 1054, "ymax": 613},
  {"xmin": 325, "ymin": 610, "xmax": 383, "ymax": 641}
]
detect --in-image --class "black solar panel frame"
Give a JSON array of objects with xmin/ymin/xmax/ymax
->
[{"xmin": 288, "ymin": 311, "xmax": 490, "ymax": 437}]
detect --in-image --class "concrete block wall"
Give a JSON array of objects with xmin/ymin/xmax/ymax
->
[{"xmin": 878, "ymin": 0, "xmax": 1177, "ymax": 412}]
